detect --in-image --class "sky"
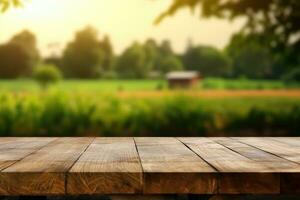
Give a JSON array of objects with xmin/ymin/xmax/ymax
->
[{"xmin": 0, "ymin": 0, "xmax": 245, "ymax": 57}]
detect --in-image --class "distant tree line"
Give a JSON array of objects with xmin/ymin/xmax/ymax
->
[
  {"xmin": 155, "ymin": 0, "xmax": 300, "ymax": 81},
  {"xmin": 0, "ymin": 26, "xmax": 299, "ymax": 81}
]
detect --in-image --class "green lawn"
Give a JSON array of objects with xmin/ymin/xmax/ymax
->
[
  {"xmin": 0, "ymin": 79, "xmax": 165, "ymax": 92},
  {"xmin": 0, "ymin": 78, "xmax": 299, "ymax": 92},
  {"xmin": 0, "ymin": 78, "xmax": 299, "ymax": 137},
  {"xmin": 0, "ymin": 92, "xmax": 299, "ymax": 137}
]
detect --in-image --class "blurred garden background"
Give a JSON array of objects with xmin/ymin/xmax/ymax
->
[{"xmin": 0, "ymin": 0, "xmax": 299, "ymax": 137}]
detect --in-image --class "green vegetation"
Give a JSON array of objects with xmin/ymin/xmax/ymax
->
[
  {"xmin": 0, "ymin": 0, "xmax": 22, "ymax": 12},
  {"xmin": 33, "ymin": 64, "xmax": 62, "ymax": 89},
  {"xmin": 0, "ymin": 79, "xmax": 299, "ymax": 92},
  {"xmin": 0, "ymin": 92, "xmax": 299, "ymax": 137},
  {"xmin": 201, "ymin": 78, "xmax": 300, "ymax": 90},
  {"xmin": 1, "ymin": 27, "xmax": 300, "ymax": 81},
  {"xmin": 0, "ymin": 30, "xmax": 39, "ymax": 79},
  {"xmin": 2, "ymin": 1, "xmax": 300, "ymax": 81},
  {"xmin": 184, "ymin": 45, "xmax": 230, "ymax": 77}
]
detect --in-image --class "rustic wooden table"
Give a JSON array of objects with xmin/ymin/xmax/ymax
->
[{"xmin": 0, "ymin": 137, "xmax": 299, "ymax": 198}]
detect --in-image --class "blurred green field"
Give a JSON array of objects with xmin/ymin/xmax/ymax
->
[
  {"xmin": 0, "ymin": 78, "xmax": 300, "ymax": 137},
  {"xmin": 0, "ymin": 92, "xmax": 299, "ymax": 137},
  {"xmin": 0, "ymin": 78, "xmax": 300, "ymax": 92}
]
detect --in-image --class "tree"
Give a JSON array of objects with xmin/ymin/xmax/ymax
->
[
  {"xmin": 156, "ymin": 0, "xmax": 300, "ymax": 48},
  {"xmin": 99, "ymin": 35, "xmax": 114, "ymax": 71},
  {"xmin": 0, "ymin": 43, "xmax": 31, "ymax": 78},
  {"xmin": 154, "ymin": 40, "xmax": 180, "ymax": 73},
  {"xmin": 0, "ymin": 0, "xmax": 21, "ymax": 12},
  {"xmin": 156, "ymin": 0, "xmax": 300, "ymax": 70},
  {"xmin": 44, "ymin": 55, "xmax": 62, "ymax": 69},
  {"xmin": 183, "ymin": 45, "xmax": 230, "ymax": 77},
  {"xmin": 159, "ymin": 55, "xmax": 183, "ymax": 74},
  {"xmin": 143, "ymin": 39, "xmax": 159, "ymax": 72},
  {"xmin": 62, "ymin": 27, "xmax": 104, "ymax": 78},
  {"xmin": 158, "ymin": 40, "xmax": 173, "ymax": 57},
  {"xmin": 226, "ymin": 33, "xmax": 274, "ymax": 79},
  {"xmin": 33, "ymin": 64, "xmax": 62, "ymax": 89},
  {"xmin": 282, "ymin": 68, "xmax": 300, "ymax": 82},
  {"xmin": 115, "ymin": 42, "xmax": 149, "ymax": 78},
  {"xmin": 9, "ymin": 30, "xmax": 40, "ymax": 67},
  {"xmin": 0, "ymin": 30, "xmax": 39, "ymax": 78}
]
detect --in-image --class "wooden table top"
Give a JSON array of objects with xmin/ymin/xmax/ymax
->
[{"xmin": 0, "ymin": 137, "xmax": 300, "ymax": 196}]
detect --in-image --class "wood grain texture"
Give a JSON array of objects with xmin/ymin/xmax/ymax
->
[
  {"xmin": 272, "ymin": 137, "xmax": 300, "ymax": 147},
  {"xmin": 135, "ymin": 137, "xmax": 217, "ymax": 194},
  {"xmin": 0, "ymin": 137, "xmax": 300, "ymax": 196},
  {"xmin": 234, "ymin": 137, "xmax": 300, "ymax": 164},
  {"xmin": 211, "ymin": 137, "xmax": 300, "ymax": 172},
  {"xmin": 0, "ymin": 138, "xmax": 56, "ymax": 171},
  {"xmin": 234, "ymin": 137, "xmax": 300, "ymax": 194},
  {"xmin": 0, "ymin": 137, "xmax": 55, "ymax": 150},
  {"xmin": 0, "ymin": 137, "xmax": 93, "ymax": 196},
  {"xmin": 67, "ymin": 137, "xmax": 142, "ymax": 195},
  {"xmin": 179, "ymin": 138, "xmax": 280, "ymax": 194}
]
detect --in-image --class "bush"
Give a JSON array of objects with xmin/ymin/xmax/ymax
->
[
  {"xmin": 282, "ymin": 68, "xmax": 300, "ymax": 82},
  {"xmin": 33, "ymin": 64, "xmax": 62, "ymax": 89},
  {"xmin": 159, "ymin": 55, "xmax": 183, "ymax": 74},
  {"xmin": 0, "ymin": 93, "xmax": 299, "ymax": 137}
]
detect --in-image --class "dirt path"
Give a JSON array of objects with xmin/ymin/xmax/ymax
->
[{"xmin": 118, "ymin": 90, "xmax": 300, "ymax": 98}]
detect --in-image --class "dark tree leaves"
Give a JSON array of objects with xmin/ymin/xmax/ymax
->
[{"xmin": 156, "ymin": 0, "xmax": 300, "ymax": 51}]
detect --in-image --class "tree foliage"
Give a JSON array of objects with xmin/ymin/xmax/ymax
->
[
  {"xmin": 0, "ymin": 0, "xmax": 21, "ymax": 12},
  {"xmin": 99, "ymin": 35, "xmax": 114, "ymax": 71},
  {"xmin": 62, "ymin": 27, "xmax": 115, "ymax": 78},
  {"xmin": 62, "ymin": 27, "xmax": 104, "ymax": 78},
  {"xmin": 0, "ymin": 43, "xmax": 30, "ymax": 78},
  {"xmin": 157, "ymin": 0, "xmax": 300, "ymax": 65},
  {"xmin": 115, "ymin": 42, "xmax": 149, "ymax": 79},
  {"xmin": 226, "ymin": 33, "xmax": 274, "ymax": 79},
  {"xmin": 33, "ymin": 64, "xmax": 62, "ymax": 88},
  {"xmin": 9, "ymin": 30, "xmax": 40, "ymax": 66},
  {"xmin": 0, "ymin": 30, "xmax": 39, "ymax": 78},
  {"xmin": 159, "ymin": 55, "xmax": 183, "ymax": 74},
  {"xmin": 183, "ymin": 45, "xmax": 230, "ymax": 77}
]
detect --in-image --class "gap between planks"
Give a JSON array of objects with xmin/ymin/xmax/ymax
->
[{"xmin": 65, "ymin": 137, "xmax": 96, "ymax": 194}]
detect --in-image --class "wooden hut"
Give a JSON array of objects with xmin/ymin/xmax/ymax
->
[{"xmin": 166, "ymin": 71, "xmax": 200, "ymax": 89}]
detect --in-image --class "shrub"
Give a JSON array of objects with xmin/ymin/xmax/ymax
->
[
  {"xmin": 282, "ymin": 68, "xmax": 300, "ymax": 82},
  {"xmin": 33, "ymin": 64, "xmax": 62, "ymax": 89},
  {"xmin": 0, "ymin": 93, "xmax": 299, "ymax": 137}
]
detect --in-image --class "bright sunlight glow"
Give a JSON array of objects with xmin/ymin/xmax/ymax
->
[{"xmin": 0, "ymin": 0, "xmax": 245, "ymax": 56}]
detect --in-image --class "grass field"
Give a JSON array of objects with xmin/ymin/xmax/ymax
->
[
  {"xmin": 0, "ymin": 92, "xmax": 299, "ymax": 137},
  {"xmin": 0, "ymin": 78, "xmax": 300, "ymax": 137},
  {"xmin": 0, "ymin": 78, "xmax": 300, "ymax": 92}
]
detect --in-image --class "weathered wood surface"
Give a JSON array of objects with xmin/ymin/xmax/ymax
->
[
  {"xmin": 68, "ymin": 138, "xmax": 142, "ymax": 195},
  {"xmin": 0, "ymin": 137, "xmax": 93, "ymax": 196},
  {"xmin": 0, "ymin": 137, "xmax": 299, "ymax": 196},
  {"xmin": 135, "ymin": 137, "xmax": 217, "ymax": 194}
]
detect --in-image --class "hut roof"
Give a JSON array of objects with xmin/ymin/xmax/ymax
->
[{"xmin": 166, "ymin": 71, "xmax": 199, "ymax": 80}]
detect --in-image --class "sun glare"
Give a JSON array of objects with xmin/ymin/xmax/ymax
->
[
  {"xmin": 12, "ymin": 0, "xmax": 65, "ymax": 20},
  {"xmin": 1, "ymin": 0, "xmax": 244, "ymax": 56}
]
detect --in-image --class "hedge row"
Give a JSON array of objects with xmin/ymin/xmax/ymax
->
[{"xmin": 0, "ymin": 93, "xmax": 299, "ymax": 137}]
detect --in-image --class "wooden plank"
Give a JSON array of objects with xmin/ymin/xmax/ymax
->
[
  {"xmin": 0, "ymin": 137, "xmax": 299, "ymax": 196},
  {"xmin": 179, "ymin": 138, "xmax": 280, "ymax": 194},
  {"xmin": 135, "ymin": 137, "xmax": 217, "ymax": 194},
  {"xmin": 0, "ymin": 137, "xmax": 93, "ymax": 196},
  {"xmin": 67, "ymin": 137, "xmax": 142, "ymax": 195},
  {"xmin": 0, "ymin": 161, "xmax": 15, "ymax": 171},
  {"xmin": 234, "ymin": 137, "xmax": 300, "ymax": 194},
  {"xmin": 0, "ymin": 137, "xmax": 55, "ymax": 150},
  {"xmin": 234, "ymin": 137, "xmax": 300, "ymax": 164},
  {"xmin": 211, "ymin": 137, "xmax": 300, "ymax": 172},
  {"xmin": 0, "ymin": 138, "xmax": 56, "ymax": 171},
  {"xmin": 271, "ymin": 137, "xmax": 300, "ymax": 147}
]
